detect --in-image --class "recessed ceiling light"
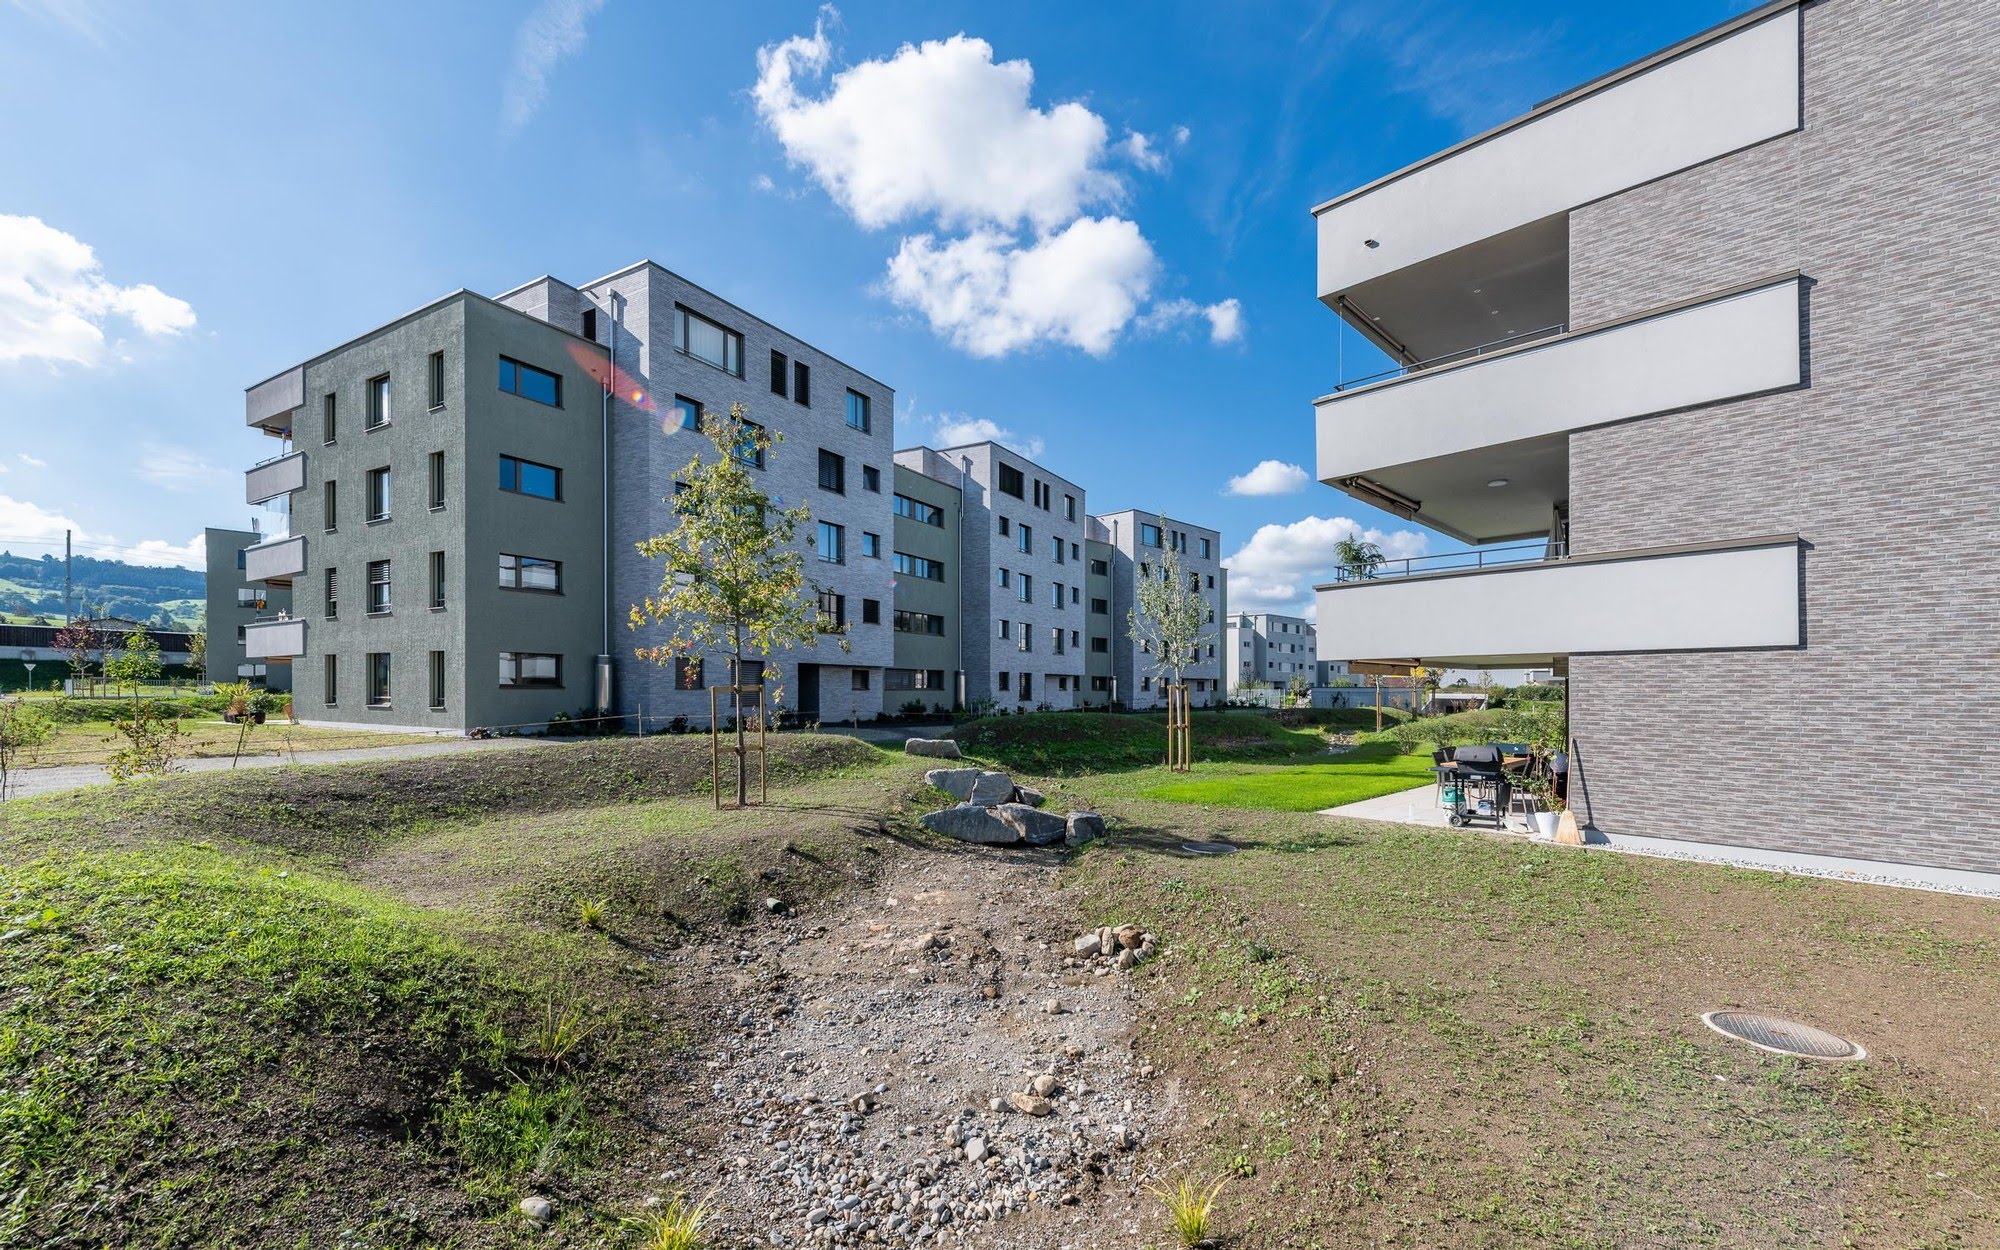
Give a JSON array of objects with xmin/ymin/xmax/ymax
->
[
  {"xmin": 1364, "ymin": 239, "xmax": 1380, "ymax": 248},
  {"xmin": 1487, "ymin": 478, "xmax": 1510, "ymax": 488}
]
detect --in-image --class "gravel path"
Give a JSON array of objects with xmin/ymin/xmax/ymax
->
[
  {"xmin": 3, "ymin": 736, "xmax": 536, "ymax": 800},
  {"xmin": 650, "ymin": 849, "xmax": 1178, "ymax": 1248}
]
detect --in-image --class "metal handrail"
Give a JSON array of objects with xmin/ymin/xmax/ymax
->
[
  {"xmin": 250, "ymin": 446, "xmax": 300, "ymax": 468},
  {"xmin": 1332, "ymin": 540, "xmax": 1567, "ymax": 583},
  {"xmin": 1334, "ymin": 323, "xmax": 1568, "ymax": 393}
]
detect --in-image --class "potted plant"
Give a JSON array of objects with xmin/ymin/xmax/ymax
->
[{"xmin": 1516, "ymin": 769, "xmax": 1563, "ymax": 840}]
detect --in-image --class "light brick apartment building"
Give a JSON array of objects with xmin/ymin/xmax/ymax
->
[
  {"xmin": 1091, "ymin": 510, "xmax": 1225, "ymax": 710},
  {"xmin": 1225, "ymin": 612, "xmax": 1326, "ymax": 693},
  {"xmin": 1307, "ymin": 0, "xmax": 2000, "ymax": 875}
]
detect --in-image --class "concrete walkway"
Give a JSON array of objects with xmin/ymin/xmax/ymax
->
[
  {"xmin": 1324, "ymin": 782, "xmax": 1538, "ymax": 832},
  {"xmin": 4, "ymin": 736, "xmax": 536, "ymax": 801}
]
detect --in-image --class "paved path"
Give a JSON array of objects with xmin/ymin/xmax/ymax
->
[{"xmin": 4, "ymin": 736, "xmax": 536, "ymax": 801}]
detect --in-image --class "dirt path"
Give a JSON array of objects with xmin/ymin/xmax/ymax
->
[{"xmin": 649, "ymin": 844, "xmax": 1178, "ymax": 1248}]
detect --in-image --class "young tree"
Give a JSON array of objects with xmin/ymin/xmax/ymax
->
[
  {"xmin": 106, "ymin": 704, "xmax": 187, "ymax": 781},
  {"xmin": 1332, "ymin": 536, "xmax": 1386, "ymax": 581},
  {"xmin": 630, "ymin": 405, "xmax": 832, "ymax": 806},
  {"xmin": 53, "ymin": 619, "xmax": 101, "ymax": 694},
  {"xmin": 104, "ymin": 627, "xmax": 163, "ymax": 702},
  {"xmin": 186, "ymin": 626, "xmax": 208, "ymax": 688},
  {"xmin": 1287, "ymin": 670, "xmax": 1313, "ymax": 706},
  {"xmin": 0, "ymin": 698, "xmax": 54, "ymax": 800},
  {"xmin": 1129, "ymin": 514, "xmax": 1215, "ymax": 767}
]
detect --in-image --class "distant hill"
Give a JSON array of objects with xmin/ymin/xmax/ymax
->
[{"xmin": 0, "ymin": 550, "xmax": 206, "ymax": 630}]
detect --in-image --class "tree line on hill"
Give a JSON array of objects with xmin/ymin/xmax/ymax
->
[{"xmin": 0, "ymin": 550, "xmax": 204, "ymax": 629}]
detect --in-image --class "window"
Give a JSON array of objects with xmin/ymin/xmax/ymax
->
[
  {"xmin": 674, "ymin": 657, "xmax": 704, "ymax": 690},
  {"xmin": 499, "ymin": 554, "xmax": 561, "ymax": 592},
  {"xmin": 1019, "ymin": 622, "xmax": 1032, "ymax": 651},
  {"xmin": 428, "ymin": 650, "xmax": 445, "ymax": 710},
  {"xmin": 861, "ymin": 598, "xmax": 880, "ymax": 625},
  {"xmin": 998, "ymin": 671, "xmax": 1011, "ymax": 692},
  {"xmin": 1065, "ymin": 494, "xmax": 1076, "ymax": 521},
  {"xmin": 1052, "ymin": 628, "xmax": 1065, "ymax": 655},
  {"xmin": 1090, "ymin": 558, "xmax": 1109, "ymax": 576},
  {"xmin": 324, "ymin": 654, "xmax": 338, "ymax": 705},
  {"xmin": 366, "ymin": 559, "xmax": 391, "ymax": 614},
  {"xmin": 1090, "ymin": 675, "xmax": 1110, "ymax": 693},
  {"xmin": 730, "ymin": 658, "xmax": 765, "ymax": 687},
  {"xmin": 1206, "ymin": 574, "xmax": 1215, "ymax": 589},
  {"xmin": 674, "ymin": 305, "xmax": 743, "ymax": 375},
  {"xmin": 845, "ymin": 389, "xmax": 870, "ymax": 432},
  {"xmin": 885, "ymin": 668, "xmax": 943, "ymax": 691},
  {"xmin": 817, "ymin": 521, "xmax": 845, "ymax": 564},
  {"xmin": 861, "ymin": 465, "xmax": 880, "ymax": 493},
  {"xmin": 1033, "ymin": 480, "xmax": 1050, "ymax": 510},
  {"xmin": 997, "ymin": 568, "xmax": 1010, "ymax": 588},
  {"xmin": 499, "ymin": 651, "xmax": 562, "ymax": 687},
  {"xmin": 817, "ymin": 589, "xmax": 846, "ymax": 630},
  {"xmin": 366, "ymin": 374, "xmax": 390, "ymax": 429},
  {"xmin": 582, "ymin": 307, "xmax": 597, "ymax": 341},
  {"xmin": 1019, "ymin": 674, "xmax": 1032, "ymax": 700},
  {"xmin": 770, "ymin": 349, "xmax": 788, "ymax": 396},
  {"xmin": 817, "ymin": 449, "xmax": 846, "ymax": 494},
  {"xmin": 428, "ymin": 351, "xmax": 445, "ymax": 409},
  {"xmin": 1091, "ymin": 597, "xmax": 1107, "ymax": 615},
  {"xmin": 734, "ymin": 420, "xmax": 766, "ymax": 469},
  {"xmin": 428, "ymin": 551, "xmax": 445, "ymax": 609},
  {"xmin": 322, "ymin": 392, "xmax": 337, "ymax": 444},
  {"xmin": 366, "ymin": 467, "xmax": 391, "ymax": 522},
  {"xmin": 1091, "ymin": 636, "xmax": 1109, "ymax": 653},
  {"xmin": 499, "ymin": 455, "xmax": 561, "ymax": 500},
  {"xmin": 1199, "ymin": 537, "xmax": 1212, "ymax": 559},
  {"xmin": 498, "ymin": 355, "xmax": 562, "ymax": 407},
  {"xmin": 1018, "ymin": 523, "xmax": 1032, "ymax": 554},
  {"xmin": 894, "ymin": 494, "xmax": 943, "ymax": 526},
  {"xmin": 1070, "ymin": 629, "xmax": 1080, "ymax": 647},
  {"xmin": 997, "ymin": 464, "xmax": 1024, "ymax": 498},
  {"xmin": 851, "ymin": 669, "xmax": 871, "ymax": 691},
  {"xmin": 672, "ymin": 395, "xmax": 700, "ymax": 432},
  {"xmin": 1140, "ymin": 522, "xmax": 1162, "ymax": 547},
  {"xmin": 324, "ymin": 567, "xmax": 338, "ymax": 619},
  {"xmin": 1052, "ymin": 580, "xmax": 1064, "ymax": 608},
  {"xmin": 860, "ymin": 531, "xmax": 881, "ymax": 558},
  {"xmin": 997, "ymin": 620, "xmax": 1011, "ymax": 640},
  {"xmin": 1070, "ymin": 542, "xmax": 1079, "ymax": 562},
  {"xmin": 792, "ymin": 360, "xmax": 810, "ymax": 405},
  {"xmin": 1071, "ymin": 585, "xmax": 1080, "ymax": 605},
  {"xmin": 895, "ymin": 610, "xmax": 945, "ymax": 635},
  {"xmin": 428, "ymin": 451, "xmax": 446, "ymax": 510},
  {"xmin": 998, "ymin": 516, "xmax": 1010, "ymax": 537},
  {"xmin": 1052, "ymin": 537, "xmax": 1064, "ymax": 564},
  {"xmin": 323, "ymin": 480, "xmax": 338, "ymax": 532},
  {"xmin": 895, "ymin": 552, "xmax": 944, "ymax": 581},
  {"xmin": 1018, "ymin": 573, "xmax": 1032, "ymax": 603},
  {"xmin": 367, "ymin": 652, "xmax": 391, "ymax": 706}
]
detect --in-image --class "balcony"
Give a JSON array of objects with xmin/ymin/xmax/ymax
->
[
  {"xmin": 1315, "ymin": 535, "xmax": 1801, "ymax": 666},
  {"xmin": 235, "ymin": 588, "xmax": 267, "ymax": 610},
  {"xmin": 1313, "ymin": 3, "xmax": 1801, "ymax": 337},
  {"xmin": 245, "ymin": 449, "xmax": 305, "ymax": 505},
  {"xmin": 1316, "ymin": 275, "xmax": 1805, "ymax": 543},
  {"xmin": 246, "ymin": 365, "xmax": 304, "ymax": 438},
  {"xmin": 243, "ymin": 616, "xmax": 305, "ymax": 662},
  {"xmin": 242, "ymin": 534, "xmax": 304, "ymax": 586}
]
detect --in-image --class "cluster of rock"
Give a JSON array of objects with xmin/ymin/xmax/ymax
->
[
  {"xmin": 1070, "ymin": 924, "xmax": 1158, "ymax": 972},
  {"xmin": 917, "ymin": 767, "xmax": 1104, "ymax": 847}
]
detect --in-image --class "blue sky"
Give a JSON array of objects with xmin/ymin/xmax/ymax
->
[{"xmin": 0, "ymin": 0, "xmax": 1752, "ymax": 614}]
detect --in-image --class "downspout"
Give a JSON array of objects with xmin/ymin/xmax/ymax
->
[{"xmin": 592, "ymin": 294, "xmax": 619, "ymax": 717}]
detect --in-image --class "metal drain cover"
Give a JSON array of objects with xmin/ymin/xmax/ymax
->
[
  {"xmin": 1179, "ymin": 841, "xmax": 1237, "ymax": 856},
  {"xmin": 1701, "ymin": 1011, "xmax": 1866, "ymax": 1060}
]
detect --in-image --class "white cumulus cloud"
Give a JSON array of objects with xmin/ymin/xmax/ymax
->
[
  {"xmin": 1121, "ymin": 131, "xmax": 1168, "ymax": 173},
  {"xmin": 921, "ymin": 413, "xmax": 1045, "ymax": 460},
  {"xmin": 1139, "ymin": 295, "xmax": 1243, "ymax": 345},
  {"xmin": 884, "ymin": 218, "xmax": 1155, "ymax": 358},
  {"xmin": 0, "ymin": 215, "xmax": 195, "ymax": 367},
  {"xmin": 0, "ymin": 492, "xmax": 205, "ymax": 569},
  {"xmin": 1223, "ymin": 516, "xmax": 1429, "ymax": 614},
  {"xmin": 1226, "ymin": 460, "xmax": 1310, "ymax": 496},
  {"xmin": 501, "ymin": 0, "xmax": 604, "ymax": 135}
]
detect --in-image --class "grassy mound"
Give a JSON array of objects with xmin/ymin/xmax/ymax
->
[
  {"xmin": 3, "ymin": 732, "xmax": 881, "ymax": 863},
  {"xmin": 953, "ymin": 711, "xmax": 1350, "ymax": 775},
  {"xmin": 0, "ymin": 847, "xmax": 623, "ymax": 1246}
]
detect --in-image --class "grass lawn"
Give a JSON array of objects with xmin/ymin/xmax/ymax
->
[
  {"xmin": 1134, "ymin": 740, "xmax": 1437, "ymax": 811},
  {"xmin": 20, "ymin": 718, "xmax": 442, "ymax": 769}
]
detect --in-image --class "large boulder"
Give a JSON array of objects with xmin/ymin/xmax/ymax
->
[
  {"xmin": 905, "ymin": 738, "xmax": 964, "ymax": 759},
  {"xmin": 1013, "ymin": 785, "xmax": 1046, "ymax": 808},
  {"xmin": 967, "ymin": 771, "xmax": 1018, "ymax": 807},
  {"xmin": 1065, "ymin": 811, "xmax": 1106, "ymax": 845},
  {"xmin": 924, "ymin": 767, "xmax": 983, "ymax": 801},
  {"xmin": 993, "ymin": 802, "xmax": 1068, "ymax": 846},
  {"xmin": 920, "ymin": 806, "xmax": 1018, "ymax": 844}
]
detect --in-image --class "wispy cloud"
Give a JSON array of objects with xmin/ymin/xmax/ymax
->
[
  {"xmin": 915, "ymin": 412, "xmax": 1044, "ymax": 460},
  {"xmin": 136, "ymin": 443, "xmax": 228, "ymax": 494},
  {"xmin": 500, "ymin": 0, "xmax": 605, "ymax": 136},
  {"xmin": 19, "ymin": 454, "xmax": 47, "ymax": 469},
  {"xmin": 0, "ymin": 492, "xmax": 205, "ymax": 569},
  {"xmin": 6, "ymin": 0, "xmax": 117, "ymax": 46}
]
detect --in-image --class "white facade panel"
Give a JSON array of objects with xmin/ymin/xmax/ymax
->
[
  {"xmin": 1314, "ymin": 7, "xmax": 1800, "ymax": 298},
  {"xmin": 1317, "ymin": 278, "xmax": 1802, "ymax": 482},
  {"xmin": 1315, "ymin": 540, "xmax": 1800, "ymax": 662}
]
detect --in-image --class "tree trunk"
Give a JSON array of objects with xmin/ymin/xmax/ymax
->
[{"xmin": 732, "ymin": 626, "xmax": 748, "ymax": 808}]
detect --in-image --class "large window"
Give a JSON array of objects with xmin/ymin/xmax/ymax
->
[
  {"xmin": 894, "ymin": 552, "xmax": 944, "ymax": 581},
  {"xmin": 1091, "ymin": 636, "xmax": 1109, "ymax": 653},
  {"xmin": 845, "ymin": 389, "xmax": 871, "ymax": 432},
  {"xmin": 365, "ymin": 466, "xmax": 391, "ymax": 522},
  {"xmin": 894, "ymin": 610, "xmax": 945, "ymax": 635},
  {"xmin": 366, "ymin": 374, "xmax": 391, "ymax": 429},
  {"xmin": 498, "ymin": 355, "xmax": 562, "ymax": 407},
  {"xmin": 499, "ymin": 454, "xmax": 561, "ymax": 500},
  {"xmin": 499, "ymin": 553, "xmax": 561, "ymax": 592},
  {"xmin": 997, "ymin": 464, "xmax": 1024, "ymax": 498},
  {"xmin": 895, "ymin": 494, "xmax": 943, "ymax": 526},
  {"xmin": 366, "ymin": 652, "xmax": 390, "ymax": 707},
  {"xmin": 817, "ymin": 449, "xmax": 845, "ymax": 494},
  {"xmin": 817, "ymin": 589, "xmax": 846, "ymax": 631},
  {"xmin": 1091, "ymin": 597, "xmax": 1108, "ymax": 615},
  {"xmin": 817, "ymin": 521, "xmax": 845, "ymax": 564},
  {"xmin": 884, "ymin": 668, "xmax": 944, "ymax": 691},
  {"xmin": 1140, "ymin": 522, "xmax": 1163, "ymax": 547},
  {"xmin": 674, "ymin": 305, "xmax": 742, "ymax": 376},
  {"xmin": 499, "ymin": 651, "xmax": 562, "ymax": 687},
  {"xmin": 366, "ymin": 559, "xmax": 391, "ymax": 614}
]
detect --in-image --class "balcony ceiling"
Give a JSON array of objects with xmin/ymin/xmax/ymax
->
[
  {"xmin": 1347, "ymin": 433, "xmax": 1566, "ymax": 545},
  {"xmin": 1332, "ymin": 214, "xmax": 1569, "ymax": 366}
]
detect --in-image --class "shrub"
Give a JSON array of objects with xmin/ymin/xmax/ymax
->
[
  {"xmin": 1149, "ymin": 1175, "xmax": 1227, "ymax": 1247},
  {"xmin": 628, "ymin": 1192, "xmax": 720, "ymax": 1250}
]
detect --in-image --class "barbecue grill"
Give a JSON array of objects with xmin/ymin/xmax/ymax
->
[{"xmin": 1436, "ymin": 744, "xmax": 1513, "ymax": 829}]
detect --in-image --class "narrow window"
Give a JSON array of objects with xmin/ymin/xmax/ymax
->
[
  {"xmin": 1018, "ymin": 523, "xmax": 1032, "ymax": 554},
  {"xmin": 323, "ymin": 480, "xmax": 338, "ymax": 532},
  {"xmin": 366, "ymin": 652, "xmax": 391, "ymax": 706},
  {"xmin": 1065, "ymin": 494, "xmax": 1075, "ymax": 521},
  {"xmin": 817, "ymin": 449, "xmax": 845, "ymax": 494},
  {"xmin": 428, "ymin": 351, "xmax": 445, "ymax": 409},
  {"xmin": 1018, "ymin": 573, "xmax": 1032, "ymax": 603},
  {"xmin": 770, "ymin": 349, "xmax": 788, "ymax": 396},
  {"xmin": 817, "ymin": 521, "xmax": 844, "ymax": 564},
  {"xmin": 998, "ymin": 516, "xmax": 1010, "ymax": 537},
  {"xmin": 851, "ymin": 669, "xmax": 870, "ymax": 691},
  {"xmin": 324, "ymin": 654, "xmax": 338, "ymax": 705},
  {"xmin": 792, "ymin": 359, "xmax": 810, "ymax": 405},
  {"xmin": 428, "ymin": 451, "xmax": 445, "ymax": 510},
  {"xmin": 861, "ymin": 465, "xmax": 880, "ymax": 493},
  {"xmin": 428, "ymin": 550, "xmax": 446, "ymax": 610},
  {"xmin": 428, "ymin": 650, "xmax": 445, "ymax": 710},
  {"xmin": 366, "ymin": 374, "xmax": 391, "ymax": 429},
  {"xmin": 860, "ymin": 531, "xmax": 881, "ymax": 558},
  {"xmin": 365, "ymin": 466, "xmax": 391, "ymax": 522},
  {"xmin": 366, "ymin": 559, "xmax": 391, "ymax": 614},
  {"xmin": 844, "ymin": 390, "xmax": 870, "ymax": 432},
  {"xmin": 324, "ymin": 567, "xmax": 339, "ymax": 619},
  {"xmin": 322, "ymin": 392, "xmax": 337, "ymax": 444},
  {"xmin": 582, "ymin": 307, "xmax": 597, "ymax": 341}
]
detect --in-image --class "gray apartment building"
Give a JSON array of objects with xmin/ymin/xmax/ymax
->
[
  {"xmin": 203, "ymin": 526, "xmax": 291, "ymax": 690},
  {"xmin": 887, "ymin": 454, "xmax": 964, "ymax": 715},
  {"xmin": 1226, "ymin": 611, "xmax": 1328, "ymax": 693},
  {"xmin": 1090, "ymin": 510, "xmax": 1226, "ymax": 710},
  {"xmin": 1307, "ymin": 0, "xmax": 2000, "ymax": 874}
]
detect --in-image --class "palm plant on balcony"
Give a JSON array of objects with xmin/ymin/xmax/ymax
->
[{"xmin": 1332, "ymin": 536, "xmax": 1386, "ymax": 581}]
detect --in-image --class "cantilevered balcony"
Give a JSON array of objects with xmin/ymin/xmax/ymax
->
[
  {"xmin": 1316, "ymin": 275, "xmax": 1805, "ymax": 543},
  {"xmin": 1315, "ymin": 535, "xmax": 1801, "ymax": 666},
  {"xmin": 242, "ymin": 534, "xmax": 304, "ymax": 586},
  {"xmin": 246, "ymin": 365, "xmax": 304, "ymax": 439},
  {"xmin": 245, "ymin": 449, "xmax": 305, "ymax": 505},
  {"xmin": 242, "ymin": 616, "xmax": 305, "ymax": 662}
]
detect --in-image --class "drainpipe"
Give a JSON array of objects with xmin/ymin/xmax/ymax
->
[{"xmin": 592, "ymin": 293, "xmax": 619, "ymax": 718}]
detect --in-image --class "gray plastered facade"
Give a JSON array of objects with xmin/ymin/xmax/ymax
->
[
  {"xmin": 1093, "ymin": 510, "xmax": 1226, "ymax": 709},
  {"xmin": 203, "ymin": 527, "xmax": 291, "ymax": 690}
]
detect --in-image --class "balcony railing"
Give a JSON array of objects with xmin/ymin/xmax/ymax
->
[
  {"xmin": 1335, "ymin": 324, "xmax": 1566, "ymax": 393},
  {"xmin": 243, "ymin": 615, "xmax": 305, "ymax": 660},
  {"xmin": 1333, "ymin": 540, "xmax": 1567, "ymax": 584},
  {"xmin": 245, "ymin": 448, "xmax": 305, "ymax": 505},
  {"xmin": 243, "ymin": 533, "xmax": 305, "ymax": 584}
]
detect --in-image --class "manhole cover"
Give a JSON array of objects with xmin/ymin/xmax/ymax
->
[
  {"xmin": 1179, "ymin": 841, "xmax": 1237, "ymax": 856},
  {"xmin": 1701, "ymin": 1011, "xmax": 1865, "ymax": 1060}
]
